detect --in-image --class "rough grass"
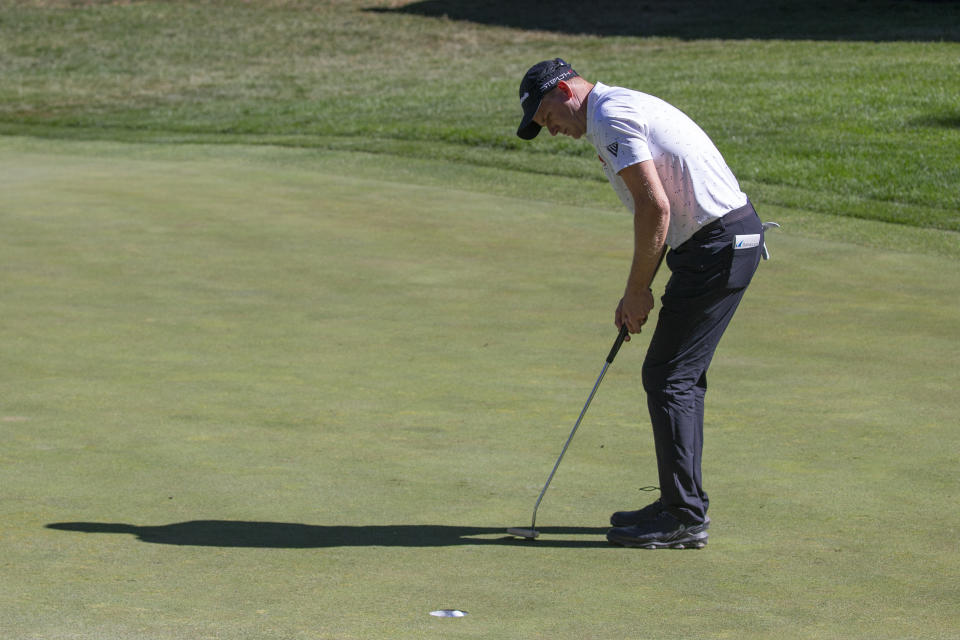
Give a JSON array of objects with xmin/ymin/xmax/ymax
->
[{"xmin": 1, "ymin": 0, "xmax": 958, "ymax": 239}]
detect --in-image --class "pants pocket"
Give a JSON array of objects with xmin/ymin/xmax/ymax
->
[{"xmin": 726, "ymin": 233, "xmax": 762, "ymax": 289}]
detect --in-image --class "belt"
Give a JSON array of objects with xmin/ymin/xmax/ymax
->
[
  {"xmin": 692, "ymin": 201, "xmax": 756, "ymax": 239},
  {"xmin": 719, "ymin": 200, "xmax": 757, "ymax": 224},
  {"xmin": 720, "ymin": 202, "xmax": 757, "ymax": 225}
]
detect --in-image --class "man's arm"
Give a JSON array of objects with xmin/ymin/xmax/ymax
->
[{"xmin": 615, "ymin": 159, "xmax": 670, "ymax": 336}]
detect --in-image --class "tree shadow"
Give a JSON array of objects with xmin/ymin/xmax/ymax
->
[
  {"xmin": 367, "ymin": 0, "xmax": 960, "ymax": 42},
  {"xmin": 46, "ymin": 521, "xmax": 613, "ymax": 548}
]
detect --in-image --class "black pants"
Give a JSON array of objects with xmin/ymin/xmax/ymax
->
[{"xmin": 642, "ymin": 201, "xmax": 763, "ymax": 525}]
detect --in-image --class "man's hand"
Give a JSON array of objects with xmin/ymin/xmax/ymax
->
[{"xmin": 615, "ymin": 288, "xmax": 655, "ymax": 341}]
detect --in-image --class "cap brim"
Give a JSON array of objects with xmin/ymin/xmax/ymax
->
[
  {"xmin": 517, "ymin": 119, "xmax": 542, "ymax": 140},
  {"xmin": 516, "ymin": 97, "xmax": 544, "ymax": 140}
]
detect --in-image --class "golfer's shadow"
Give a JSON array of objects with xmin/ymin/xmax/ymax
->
[{"xmin": 45, "ymin": 521, "xmax": 611, "ymax": 548}]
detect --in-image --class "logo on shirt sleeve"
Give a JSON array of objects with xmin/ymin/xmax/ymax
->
[{"xmin": 606, "ymin": 142, "xmax": 619, "ymax": 157}]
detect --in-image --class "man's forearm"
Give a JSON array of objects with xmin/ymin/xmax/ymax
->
[{"xmin": 626, "ymin": 203, "xmax": 669, "ymax": 294}]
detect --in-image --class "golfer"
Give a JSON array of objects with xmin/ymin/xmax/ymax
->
[{"xmin": 516, "ymin": 58, "xmax": 764, "ymax": 548}]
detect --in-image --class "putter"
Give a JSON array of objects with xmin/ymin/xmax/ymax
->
[
  {"xmin": 508, "ymin": 249, "xmax": 665, "ymax": 540},
  {"xmin": 507, "ymin": 323, "xmax": 630, "ymax": 540}
]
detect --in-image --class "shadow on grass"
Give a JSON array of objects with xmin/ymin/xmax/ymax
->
[
  {"xmin": 46, "ymin": 521, "xmax": 613, "ymax": 548},
  {"xmin": 910, "ymin": 113, "xmax": 960, "ymax": 129},
  {"xmin": 368, "ymin": 0, "xmax": 960, "ymax": 41}
]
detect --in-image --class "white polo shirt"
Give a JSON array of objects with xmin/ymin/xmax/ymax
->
[{"xmin": 586, "ymin": 82, "xmax": 748, "ymax": 248}]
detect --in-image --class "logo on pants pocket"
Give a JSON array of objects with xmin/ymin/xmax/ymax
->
[{"xmin": 734, "ymin": 234, "xmax": 760, "ymax": 249}]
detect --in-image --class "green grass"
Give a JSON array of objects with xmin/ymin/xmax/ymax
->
[
  {"xmin": 1, "ymin": 1, "xmax": 958, "ymax": 237},
  {"xmin": 1, "ymin": 1, "xmax": 959, "ymax": 638},
  {"xmin": 2, "ymin": 135, "xmax": 959, "ymax": 640}
]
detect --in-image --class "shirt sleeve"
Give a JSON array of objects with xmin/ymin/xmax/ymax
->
[
  {"xmin": 595, "ymin": 114, "xmax": 653, "ymax": 175},
  {"xmin": 592, "ymin": 108, "xmax": 654, "ymax": 215}
]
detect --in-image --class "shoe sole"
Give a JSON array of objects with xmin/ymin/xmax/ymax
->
[{"xmin": 607, "ymin": 530, "xmax": 708, "ymax": 550}]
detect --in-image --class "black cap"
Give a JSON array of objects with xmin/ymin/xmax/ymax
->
[{"xmin": 516, "ymin": 58, "xmax": 578, "ymax": 140}]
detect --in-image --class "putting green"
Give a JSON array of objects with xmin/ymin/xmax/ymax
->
[{"xmin": 1, "ymin": 138, "xmax": 957, "ymax": 639}]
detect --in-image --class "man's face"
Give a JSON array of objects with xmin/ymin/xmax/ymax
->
[{"xmin": 533, "ymin": 86, "xmax": 586, "ymax": 139}]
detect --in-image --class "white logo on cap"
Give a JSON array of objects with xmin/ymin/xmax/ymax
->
[{"xmin": 520, "ymin": 92, "xmax": 530, "ymax": 105}]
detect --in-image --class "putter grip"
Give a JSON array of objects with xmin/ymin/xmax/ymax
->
[{"xmin": 606, "ymin": 324, "xmax": 630, "ymax": 363}]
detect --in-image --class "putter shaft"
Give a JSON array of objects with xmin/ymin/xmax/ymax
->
[{"xmin": 524, "ymin": 325, "xmax": 629, "ymax": 533}]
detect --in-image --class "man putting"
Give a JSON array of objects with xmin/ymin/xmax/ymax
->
[{"xmin": 516, "ymin": 58, "xmax": 764, "ymax": 549}]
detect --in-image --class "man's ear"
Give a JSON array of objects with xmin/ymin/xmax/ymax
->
[{"xmin": 556, "ymin": 80, "xmax": 574, "ymax": 98}]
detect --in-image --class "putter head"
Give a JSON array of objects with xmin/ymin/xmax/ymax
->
[{"xmin": 506, "ymin": 527, "xmax": 540, "ymax": 539}]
